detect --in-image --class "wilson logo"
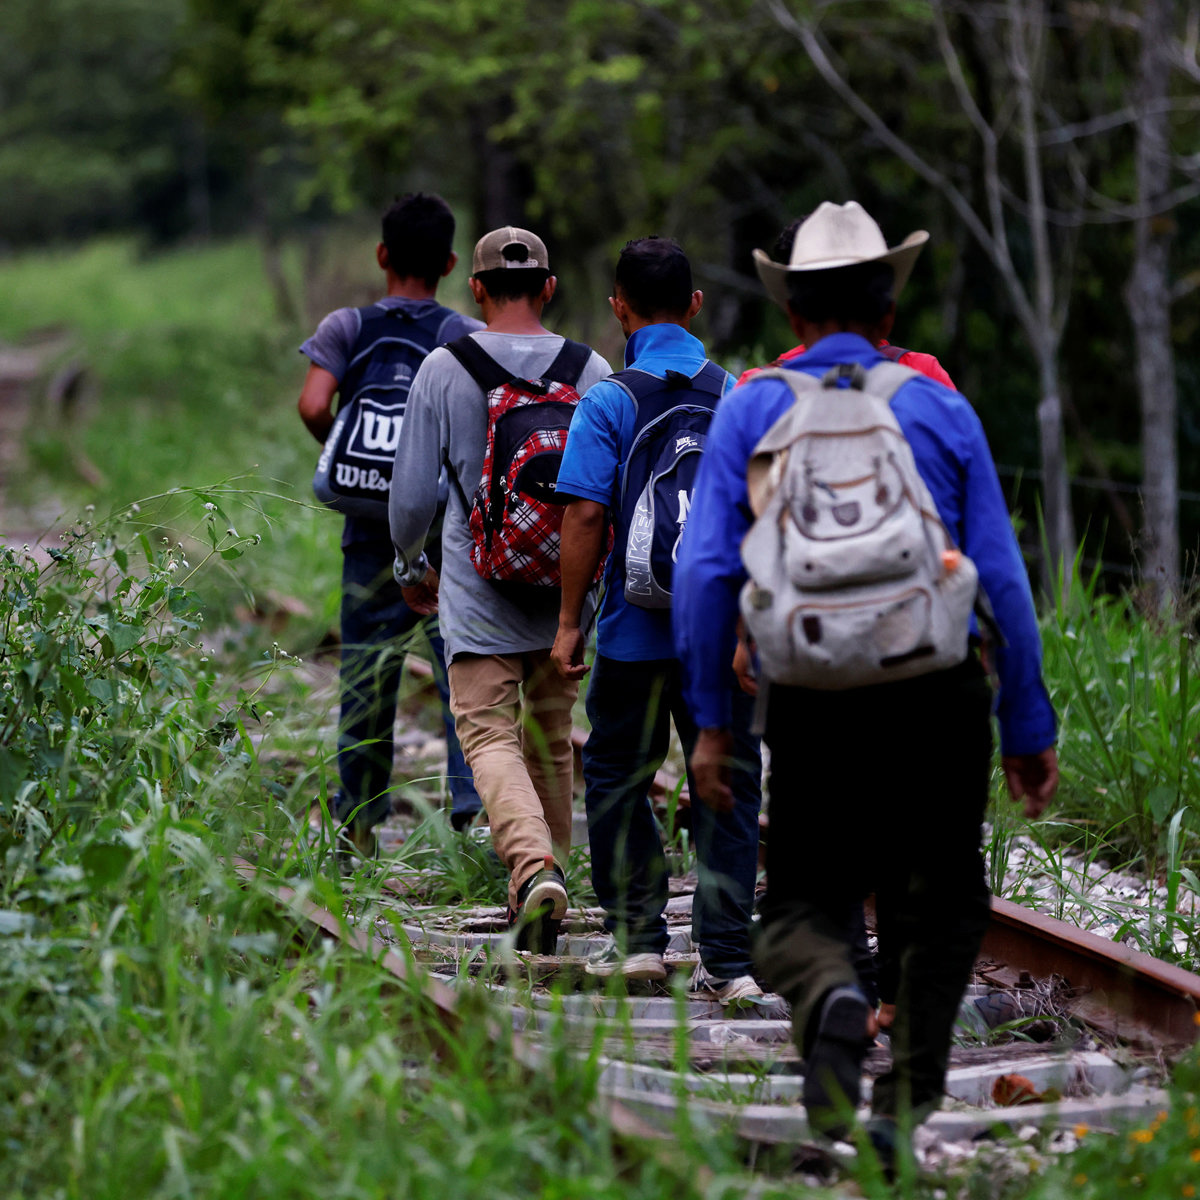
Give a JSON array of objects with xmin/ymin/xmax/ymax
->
[
  {"xmin": 333, "ymin": 465, "xmax": 389, "ymax": 492},
  {"xmin": 355, "ymin": 411, "xmax": 402, "ymax": 454}
]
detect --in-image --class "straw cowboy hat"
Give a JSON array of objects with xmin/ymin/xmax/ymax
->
[{"xmin": 753, "ymin": 201, "xmax": 929, "ymax": 312}]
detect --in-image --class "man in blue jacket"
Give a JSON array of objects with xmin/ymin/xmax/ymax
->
[
  {"xmin": 552, "ymin": 237, "xmax": 763, "ymax": 999},
  {"xmin": 674, "ymin": 203, "xmax": 1058, "ymax": 1160}
]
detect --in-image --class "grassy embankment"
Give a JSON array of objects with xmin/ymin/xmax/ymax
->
[{"xmin": 1, "ymin": 236, "xmax": 1198, "ymax": 1197}]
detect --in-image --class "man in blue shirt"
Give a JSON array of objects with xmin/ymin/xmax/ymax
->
[
  {"xmin": 674, "ymin": 203, "xmax": 1058, "ymax": 1159},
  {"xmin": 552, "ymin": 237, "xmax": 763, "ymax": 998}
]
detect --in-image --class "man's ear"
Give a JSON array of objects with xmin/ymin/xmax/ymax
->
[
  {"xmin": 376, "ymin": 242, "xmax": 389, "ymax": 272},
  {"xmin": 686, "ymin": 290, "xmax": 703, "ymax": 321},
  {"xmin": 468, "ymin": 276, "xmax": 486, "ymax": 306},
  {"xmin": 440, "ymin": 250, "xmax": 459, "ymax": 278},
  {"xmin": 540, "ymin": 275, "xmax": 558, "ymax": 305}
]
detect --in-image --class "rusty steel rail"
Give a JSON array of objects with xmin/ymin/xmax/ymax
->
[
  {"xmin": 229, "ymin": 857, "xmax": 673, "ymax": 1146},
  {"xmin": 981, "ymin": 896, "xmax": 1200, "ymax": 1047}
]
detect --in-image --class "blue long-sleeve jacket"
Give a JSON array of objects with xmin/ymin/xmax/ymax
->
[{"xmin": 673, "ymin": 332, "xmax": 1056, "ymax": 757}]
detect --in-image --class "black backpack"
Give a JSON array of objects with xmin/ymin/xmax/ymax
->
[
  {"xmin": 313, "ymin": 303, "xmax": 456, "ymax": 520},
  {"xmin": 611, "ymin": 361, "xmax": 728, "ymax": 609}
]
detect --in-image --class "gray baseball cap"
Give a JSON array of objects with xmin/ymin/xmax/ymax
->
[{"xmin": 472, "ymin": 226, "xmax": 550, "ymax": 274}]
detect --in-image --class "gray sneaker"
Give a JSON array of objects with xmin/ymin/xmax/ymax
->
[
  {"xmin": 584, "ymin": 938, "xmax": 666, "ymax": 981},
  {"xmin": 690, "ymin": 963, "xmax": 765, "ymax": 1004}
]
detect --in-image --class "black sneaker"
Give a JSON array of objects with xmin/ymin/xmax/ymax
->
[
  {"xmin": 803, "ymin": 985, "xmax": 872, "ymax": 1141},
  {"xmin": 509, "ymin": 855, "xmax": 567, "ymax": 954}
]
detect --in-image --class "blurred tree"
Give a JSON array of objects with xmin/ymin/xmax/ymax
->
[{"xmin": 0, "ymin": 0, "xmax": 191, "ymax": 246}]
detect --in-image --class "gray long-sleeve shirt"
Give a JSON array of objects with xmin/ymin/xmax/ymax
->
[{"xmin": 390, "ymin": 331, "xmax": 611, "ymax": 660}]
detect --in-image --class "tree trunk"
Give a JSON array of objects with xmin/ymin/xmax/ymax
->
[
  {"xmin": 1012, "ymin": 0, "xmax": 1075, "ymax": 586},
  {"xmin": 468, "ymin": 103, "xmax": 533, "ymax": 234},
  {"xmin": 1036, "ymin": 352, "xmax": 1074, "ymax": 587},
  {"xmin": 1126, "ymin": 0, "xmax": 1180, "ymax": 608}
]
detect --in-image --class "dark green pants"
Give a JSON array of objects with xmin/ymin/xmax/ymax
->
[{"xmin": 754, "ymin": 656, "xmax": 994, "ymax": 1121}]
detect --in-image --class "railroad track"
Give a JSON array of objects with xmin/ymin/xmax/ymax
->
[
  {"xmin": 265, "ymin": 658, "xmax": 1200, "ymax": 1183},
  {"xmin": 236, "ymin": 830, "xmax": 1200, "ymax": 1185}
]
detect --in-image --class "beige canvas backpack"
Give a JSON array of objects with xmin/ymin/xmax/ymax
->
[{"xmin": 739, "ymin": 361, "xmax": 978, "ymax": 690}]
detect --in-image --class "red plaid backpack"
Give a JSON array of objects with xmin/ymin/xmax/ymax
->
[{"xmin": 445, "ymin": 335, "xmax": 599, "ymax": 590}]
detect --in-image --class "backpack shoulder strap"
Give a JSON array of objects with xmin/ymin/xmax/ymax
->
[
  {"xmin": 541, "ymin": 338, "xmax": 593, "ymax": 387},
  {"xmin": 688, "ymin": 360, "xmax": 730, "ymax": 398},
  {"xmin": 610, "ymin": 359, "xmax": 729, "ymax": 404},
  {"xmin": 444, "ymin": 334, "xmax": 513, "ymax": 392},
  {"xmin": 879, "ymin": 343, "xmax": 909, "ymax": 362},
  {"xmin": 752, "ymin": 364, "xmax": 823, "ymax": 400},
  {"xmin": 863, "ymin": 360, "xmax": 921, "ymax": 404}
]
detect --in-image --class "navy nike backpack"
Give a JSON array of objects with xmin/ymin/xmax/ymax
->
[
  {"xmin": 313, "ymin": 303, "xmax": 456, "ymax": 520},
  {"xmin": 611, "ymin": 361, "xmax": 728, "ymax": 609}
]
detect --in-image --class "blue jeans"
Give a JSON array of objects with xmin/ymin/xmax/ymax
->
[
  {"xmin": 582, "ymin": 655, "xmax": 762, "ymax": 978},
  {"xmin": 335, "ymin": 542, "xmax": 480, "ymax": 831}
]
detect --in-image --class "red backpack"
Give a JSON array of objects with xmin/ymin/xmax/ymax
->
[{"xmin": 445, "ymin": 335, "xmax": 599, "ymax": 591}]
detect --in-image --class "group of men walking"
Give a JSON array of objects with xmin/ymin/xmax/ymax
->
[{"xmin": 298, "ymin": 191, "xmax": 1059, "ymax": 1166}]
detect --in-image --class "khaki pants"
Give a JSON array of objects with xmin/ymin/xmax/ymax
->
[{"xmin": 448, "ymin": 651, "xmax": 577, "ymax": 910}]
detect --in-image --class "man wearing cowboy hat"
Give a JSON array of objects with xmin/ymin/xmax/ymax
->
[{"xmin": 673, "ymin": 202, "xmax": 1058, "ymax": 1163}]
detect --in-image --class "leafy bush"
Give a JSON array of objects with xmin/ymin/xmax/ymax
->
[{"xmin": 1040, "ymin": 562, "xmax": 1200, "ymax": 877}]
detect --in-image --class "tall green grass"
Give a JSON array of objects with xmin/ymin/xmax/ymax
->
[
  {"xmin": 0, "ymin": 504, "xmax": 741, "ymax": 1199},
  {"xmin": 0, "ymin": 236, "xmax": 343, "ymax": 637}
]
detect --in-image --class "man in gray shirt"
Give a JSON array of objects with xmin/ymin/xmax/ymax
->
[{"xmin": 390, "ymin": 227, "xmax": 610, "ymax": 945}]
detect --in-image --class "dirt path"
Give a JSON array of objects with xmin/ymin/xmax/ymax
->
[{"xmin": 0, "ymin": 337, "xmax": 75, "ymax": 563}]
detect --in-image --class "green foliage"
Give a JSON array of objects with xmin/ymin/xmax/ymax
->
[
  {"xmin": 0, "ymin": 0, "xmax": 191, "ymax": 242},
  {"xmin": 0, "ymin": 236, "xmax": 341, "ymax": 636},
  {"xmin": 1037, "ymin": 1046, "xmax": 1200, "ymax": 1198},
  {"xmin": 0, "ymin": 501, "xmax": 707, "ymax": 1199},
  {"xmin": 1040, "ymin": 559, "xmax": 1200, "ymax": 876}
]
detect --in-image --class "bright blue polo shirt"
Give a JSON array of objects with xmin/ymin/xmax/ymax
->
[
  {"xmin": 673, "ymin": 332, "xmax": 1057, "ymax": 757},
  {"xmin": 557, "ymin": 323, "xmax": 732, "ymax": 661}
]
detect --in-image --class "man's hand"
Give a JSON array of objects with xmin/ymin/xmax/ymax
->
[
  {"xmin": 690, "ymin": 727, "xmax": 734, "ymax": 813},
  {"xmin": 551, "ymin": 623, "xmax": 590, "ymax": 680},
  {"xmin": 401, "ymin": 566, "xmax": 440, "ymax": 616},
  {"xmin": 1002, "ymin": 747, "xmax": 1059, "ymax": 819},
  {"xmin": 732, "ymin": 637, "xmax": 758, "ymax": 697}
]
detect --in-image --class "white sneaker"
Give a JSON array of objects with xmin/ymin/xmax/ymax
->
[
  {"xmin": 690, "ymin": 963, "xmax": 764, "ymax": 1004},
  {"xmin": 584, "ymin": 938, "xmax": 667, "ymax": 981}
]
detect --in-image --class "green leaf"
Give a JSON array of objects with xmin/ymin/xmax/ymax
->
[
  {"xmin": 81, "ymin": 842, "xmax": 134, "ymax": 887},
  {"xmin": 0, "ymin": 747, "xmax": 31, "ymax": 796},
  {"xmin": 105, "ymin": 617, "xmax": 144, "ymax": 655},
  {"xmin": 86, "ymin": 678, "xmax": 118, "ymax": 704},
  {"xmin": 1146, "ymin": 784, "xmax": 1176, "ymax": 825}
]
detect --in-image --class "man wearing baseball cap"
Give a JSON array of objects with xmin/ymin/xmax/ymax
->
[
  {"xmin": 673, "ymin": 202, "xmax": 1058, "ymax": 1167},
  {"xmin": 389, "ymin": 226, "xmax": 610, "ymax": 945}
]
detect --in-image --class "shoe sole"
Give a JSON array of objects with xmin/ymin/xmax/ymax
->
[
  {"xmin": 707, "ymin": 981, "xmax": 766, "ymax": 1004},
  {"xmin": 585, "ymin": 954, "xmax": 667, "ymax": 981},
  {"xmin": 803, "ymin": 989, "xmax": 870, "ymax": 1140},
  {"xmin": 520, "ymin": 878, "xmax": 568, "ymax": 922}
]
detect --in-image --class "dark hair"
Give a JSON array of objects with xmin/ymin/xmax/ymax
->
[
  {"xmin": 771, "ymin": 218, "xmax": 803, "ymax": 264},
  {"xmin": 382, "ymin": 193, "xmax": 456, "ymax": 287},
  {"xmin": 786, "ymin": 262, "xmax": 895, "ymax": 326},
  {"xmin": 614, "ymin": 236, "xmax": 693, "ymax": 318},
  {"xmin": 472, "ymin": 267, "xmax": 550, "ymax": 301}
]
